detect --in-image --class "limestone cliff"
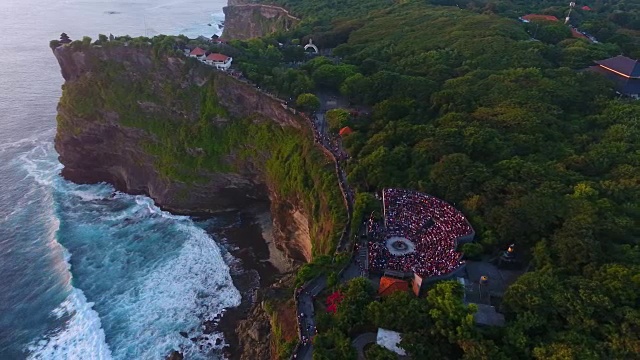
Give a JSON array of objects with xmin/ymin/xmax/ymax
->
[
  {"xmin": 222, "ymin": 2, "xmax": 299, "ymax": 40},
  {"xmin": 52, "ymin": 41, "xmax": 344, "ymax": 262}
]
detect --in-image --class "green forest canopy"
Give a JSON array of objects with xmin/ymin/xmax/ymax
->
[
  {"xmin": 84, "ymin": 0, "xmax": 640, "ymax": 357},
  {"xmin": 227, "ymin": 1, "xmax": 640, "ymax": 358}
]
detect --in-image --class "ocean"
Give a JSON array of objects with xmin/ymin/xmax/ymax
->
[{"xmin": 0, "ymin": 0, "xmax": 247, "ymax": 359}]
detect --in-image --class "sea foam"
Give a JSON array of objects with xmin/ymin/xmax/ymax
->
[
  {"xmin": 27, "ymin": 289, "xmax": 113, "ymax": 360},
  {"xmin": 20, "ymin": 141, "xmax": 241, "ymax": 360}
]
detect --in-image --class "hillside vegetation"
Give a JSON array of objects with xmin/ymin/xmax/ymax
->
[
  {"xmin": 57, "ymin": 47, "xmax": 346, "ymax": 256},
  {"xmin": 226, "ymin": 1, "xmax": 640, "ymax": 358},
  {"xmin": 55, "ymin": 0, "xmax": 640, "ymax": 356}
]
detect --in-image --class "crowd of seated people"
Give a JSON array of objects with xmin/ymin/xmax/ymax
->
[{"xmin": 368, "ymin": 188, "xmax": 473, "ymax": 278}]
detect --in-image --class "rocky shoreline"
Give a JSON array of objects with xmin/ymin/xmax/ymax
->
[
  {"xmin": 51, "ymin": 2, "xmax": 323, "ymax": 358},
  {"xmin": 196, "ymin": 202, "xmax": 296, "ymax": 360}
]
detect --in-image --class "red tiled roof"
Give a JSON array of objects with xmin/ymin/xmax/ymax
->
[
  {"xmin": 206, "ymin": 53, "xmax": 229, "ymax": 62},
  {"xmin": 581, "ymin": 5, "xmax": 592, "ymax": 10},
  {"xmin": 190, "ymin": 47, "xmax": 206, "ymax": 56},
  {"xmin": 595, "ymin": 55, "xmax": 640, "ymax": 78},
  {"xmin": 378, "ymin": 276, "xmax": 409, "ymax": 297},
  {"xmin": 522, "ymin": 14, "xmax": 559, "ymax": 22},
  {"xmin": 339, "ymin": 126, "xmax": 353, "ymax": 136},
  {"xmin": 571, "ymin": 28, "xmax": 588, "ymax": 40}
]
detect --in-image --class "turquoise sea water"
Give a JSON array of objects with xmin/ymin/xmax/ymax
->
[{"xmin": 0, "ymin": 1, "xmax": 242, "ymax": 358}]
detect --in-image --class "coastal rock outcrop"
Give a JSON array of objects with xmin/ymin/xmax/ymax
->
[
  {"xmin": 235, "ymin": 303, "xmax": 271, "ymax": 360},
  {"xmin": 53, "ymin": 45, "xmax": 266, "ymax": 214},
  {"xmin": 222, "ymin": 2, "xmax": 300, "ymax": 40},
  {"xmin": 51, "ymin": 43, "xmax": 336, "ymax": 262}
]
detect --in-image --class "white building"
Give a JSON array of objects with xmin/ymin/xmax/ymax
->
[
  {"xmin": 205, "ymin": 53, "xmax": 233, "ymax": 70},
  {"xmin": 189, "ymin": 47, "xmax": 206, "ymax": 59},
  {"xmin": 376, "ymin": 328, "xmax": 406, "ymax": 356}
]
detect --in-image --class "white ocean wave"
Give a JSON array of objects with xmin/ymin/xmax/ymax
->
[
  {"xmin": 18, "ymin": 139, "xmax": 241, "ymax": 360},
  {"xmin": 27, "ymin": 289, "xmax": 113, "ymax": 360}
]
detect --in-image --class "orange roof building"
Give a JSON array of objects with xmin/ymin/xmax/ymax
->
[
  {"xmin": 378, "ymin": 276, "xmax": 409, "ymax": 297},
  {"xmin": 589, "ymin": 55, "xmax": 640, "ymax": 98},
  {"xmin": 339, "ymin": 126, "xmax": 353, "ymax": 136},
  {"xmin": 521, "ymin": 14, "xmax": 559, "ymax": 22},
  {"xmin": 190, "ymin": 47, "xmax": 206, "ymax": 57},
  {"xmin": 571, "ymin": 28, "xmax": 589, "ymax": 40},
  {"xmin": 206, "ymin": 53, "xmax": 230, "ymax": 62}
]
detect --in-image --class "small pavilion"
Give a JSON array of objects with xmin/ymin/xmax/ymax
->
[
  {"xmin": 378, "ymin": 276, "xmax": 409, "ymax": 297},
  {"xmin": 205, "ymin": 53, "xmax": 233, "ymax": 70}
]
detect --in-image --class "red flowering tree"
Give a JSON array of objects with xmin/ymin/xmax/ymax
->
[{"xmin": 326, "ymin": 290, "xmax": 344, "ymax": 314}]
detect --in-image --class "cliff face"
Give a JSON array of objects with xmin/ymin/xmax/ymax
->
[
  {"xmin": 51, "ymin": 43, "xmax": 330, "ymax": 262},
  {"xmin": 222, "ymin": 3, "xmax": 300, "ymax": 40}
]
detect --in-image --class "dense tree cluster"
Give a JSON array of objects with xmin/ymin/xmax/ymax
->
[
  {"xmin": 264, "ymin": 0, "xmax": 640, "ymax": 58},
  {"xmin": 85, "ymin": 1, "xmax": 639, "ymax": 357},
  {"xmin": 315, "ymin": 279, "xmax": 480, "ymax": 359},
  {"xmin": 253, "ymin": 1, "xmax": 640, "ymax": 358}
]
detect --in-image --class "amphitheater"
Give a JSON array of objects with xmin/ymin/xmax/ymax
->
[{"xmin": 367, "ymin": 188, "xmax": 475, "ymax": 280}]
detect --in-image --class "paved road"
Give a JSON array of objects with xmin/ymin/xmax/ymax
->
[
  {"xmin": 294, "ymin": 276, "xmax": 327, "ymax": 359},
  {"xmin": 352, "ymin": 332, "xmax": 377, "ymax": 360}
]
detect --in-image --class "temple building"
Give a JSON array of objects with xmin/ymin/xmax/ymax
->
[
  {"xmin": 378, "ymin": 276, "xmax": 409, "ymax": 297},
  {"xmin": 519, "ymin": 14, "xmax": 559, "ymax": 22},
  {"xmin": 205, "ymin": 53, "xmax": 233, "ymax": 70},
  {"xmin": 189, "ymin": 47, "xmax": 206, "ymax": 59},
  {"xmin": 589, "ymin": 55, "xmax": 640, "ymax": 99}
]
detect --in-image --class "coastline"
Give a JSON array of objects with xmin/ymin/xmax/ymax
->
[{"xmin": 196, "ymin": 202, "xmax": 295, "ymax": 360}]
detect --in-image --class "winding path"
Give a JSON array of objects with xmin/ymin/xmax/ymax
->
[{"xmin": 352, "ymin": 332, "xmax": 377, "ymax": 360}]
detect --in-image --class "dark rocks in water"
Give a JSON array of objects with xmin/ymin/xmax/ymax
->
[
  {"xmin": 190, "ymin": 337, "xmax": 198, "ymax": 342},
  {"xmin": 179, "ymin": 331, "xmax": 188, "ymax": 338},
  {"xmin": 202, "ymin": 320, "xmax": 216, "ymax": 334},
  {"xmin": 105, "ymin": 11, "xmax": 121, "ymax": 15},
  {"xmin": 215, "ymin": 338, "xmax": 223, "ymax": 346},
  {"xmin": 166, "ymin": 351, "xmax": 183, "ymax": 360}
]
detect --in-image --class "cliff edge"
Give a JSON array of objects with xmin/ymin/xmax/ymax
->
[
  {"xmin": 52, "ymin": 41, "xmax": 345, "ymax": 261},
  {"xmin": 222, "ymin": 3, "xmax": 299, "ymax": 40}
]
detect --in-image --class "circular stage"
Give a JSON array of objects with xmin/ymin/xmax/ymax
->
[{"xmin": 385, "ymin": 237, "xmax": 416, "ymax": 256}]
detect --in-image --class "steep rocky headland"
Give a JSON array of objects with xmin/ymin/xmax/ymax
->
[
  {"xmin": 52, "ymin": 39, "xmax": 346, "ymax": 358},
  {"xmin": 52, "ymin": 42, "xmax": 345, "ymax": 262},
  {"xmin": 222, "ymin": 0, "xmax": 299, "ymax": 40}
]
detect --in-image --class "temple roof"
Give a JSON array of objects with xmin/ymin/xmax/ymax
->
[
  {"xmin": 378, "ymin": 276, "xmax": 409, "ymax": 296},
  {"xmin": 595, "ymin": 55, "xmax": 640, "ymax": 78},
  {"xmin": 589, "ymin": 65, "xmax": 640, "ymax": 95},
  {"xmin": 571, "ymin": 28, "xmax": 588, "ymax": 40},
  {"xmin": 190, "ymin": 47, "xmax": 206, "ymax": 56},
  {"xmin": 521, "ymin": 14, "xmax": 559, "ymax": 22},
  {"xmin": 206, "ymin": 53, "xmax": 229, "ymax": 62}
]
